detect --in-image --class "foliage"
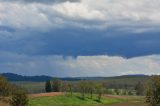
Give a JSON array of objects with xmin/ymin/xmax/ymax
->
[
  {"xmin": 95, "ymin": 83, "xmax": 105, "ymax": 102},
  {"xmin": 78, "ymin": 80, "xmax": 87, "ymax": 99},
  {"xmin": 145, "ymin": 76, "xmax": 160, "ymax": 106},
  {"xmin": 9, "ymin": 90, "xmax": 28, "ymax": 106},
  {"xmin": 67, "ymin": 82, "xmax": 73, "ymax": 97},
  {"xmin": 52, "ymin": 78, "xmax": 62, "ymax": 92},
  {"xmin": 128, "ymin": 91, "xmax": 134, "ymax": 95},
  {"xmin": 0, "ymin": 76, "xmax": 18, "ymax": 96},
  {"xmin": 114, "ymin": 88, "xmax": 120, "ymax": 95},
  {"xmin": 0, "ymin": 76, "xmax": 10, "ymax": 96},
  {"xmin": 135, "ymin": 81, "xmax": 144, "ymax": 95},
  {"xmin": 45, "ymin": 80, "xmax": 52, "ymax": 92}
]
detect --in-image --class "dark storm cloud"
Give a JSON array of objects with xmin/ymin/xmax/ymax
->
[
  {"xmin": 1, "ymin": 28, "xmax": 160, "ymax": 58},
  {"xmin": 0, "ymin": 0, "xmax": 80, "ymax": 4}
]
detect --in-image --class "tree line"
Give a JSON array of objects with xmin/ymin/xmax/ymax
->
[{"xmin": 45, "ymin": 78, "xmax": 105, "ymax": 101}]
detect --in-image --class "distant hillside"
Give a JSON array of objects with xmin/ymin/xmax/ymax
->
[
  {"xmin": 0, "ymin": 73, "xmax": 150, "ymax": 82},
  {"xmin": 0, "ymin": 73, "xmax": 84, "ymax": 82},
  {"xmin": 0, "ymin": 73, "xmax": 52, "ymax": 82}
]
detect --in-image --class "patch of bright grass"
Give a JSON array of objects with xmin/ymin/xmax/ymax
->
[{"xmin": 29, "ymin": 94, "xmax": 125, "ymax": 106}]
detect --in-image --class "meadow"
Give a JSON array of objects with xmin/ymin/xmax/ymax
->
[
  {"xmin": 1, "ymin": 93, "xmax": 147, "ymax": 106},
  {"xmin": 28, "ymin": 93, "xmax": 147, "ymax": 106}
]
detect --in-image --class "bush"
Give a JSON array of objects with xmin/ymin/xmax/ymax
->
[
  {"xmin": 128, "ymin": 91, "xmax": 134, "ymax": 95},
  {"xmin": 52, "ymin": 78, "xmax": 62, "ymax": 92},
  {"xmin": 9, "ymin": 90, "xmax": 28, "ymax": 106},
  {"xmin": 145, "ymin": 76, "xmax": 160, "ymax": 106},
  {"xmin": 114, "ymin": 88, "xmax": 120, "ymax": 95},
  {"xmin": 0, "ymin": 76, "xmax": 10, "ymax": 96}
]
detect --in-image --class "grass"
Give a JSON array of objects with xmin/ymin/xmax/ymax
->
[
  {"xmin": 29, "ymin": 94, "xmax": 125, "ymax": 106},
  {"xmin": 0, "ymin": 93, "xmax": 147, "ymax": 106}
]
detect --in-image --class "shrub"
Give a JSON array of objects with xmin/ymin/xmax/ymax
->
[
  {"xmin": 145, "ymin": 76, "xmax": 160, "ymax": 106},
  {"xmin": 9, "ymin": 90, "xmax": 28, "ymax": 106},
  {"xmin": 0, "ymin": 76, "xmax": 11, "ymax": 96},
  {"xmin": 52, "ymin": 78, "xmax": 62, "ymax": 92}
]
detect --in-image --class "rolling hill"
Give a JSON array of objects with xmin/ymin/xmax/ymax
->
[{"xmin": 0, "ymin": 73, "xmax": 150, "ymax": 82}]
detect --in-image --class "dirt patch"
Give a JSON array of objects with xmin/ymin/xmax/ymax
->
[
  {"xmin": 0, "ymin": 97, "xmax": 10, "ymax": 106},
  {"xmin": 29, "ymin": 92, "xmax": 63, "ymax": 98},
  {"xmin": 0, "ymin": 101, "xmax": 10, "ymax": 106},
  {"xmin": 106, "ymin": 102, "xmax": 147, "ymax": 106}
]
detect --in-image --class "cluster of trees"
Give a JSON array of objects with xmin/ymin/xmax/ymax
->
[
  {"xmin": 45, "ymin": 78, "xmax": 62, "ymax": 92},
  {"xmin": 45, "ymin": 79, "xmax": 105, "ymax": 101},
  {"xmin": 0, "ymin": 75, "xmax": 28, "ymax": 106},
  {"xmin": 77, "ymin": 81, "xmax": 105, "ymax": 101}
]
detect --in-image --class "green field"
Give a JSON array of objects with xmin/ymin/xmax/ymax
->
[
  {"xmin": 29, "ymin": 95, "xmax": 122, "ymax": 106},
  {"xmin": 0, "ymin": 94, "xmax": 147, "ymax": 106},
  {"xmin": 29, "ymin": 94, "xmax": 146, "ymax": 106}
]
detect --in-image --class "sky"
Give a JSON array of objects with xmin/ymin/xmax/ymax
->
[{"xmin": 0, "ymin": 0, "xmax": 160, "ymax": 77}]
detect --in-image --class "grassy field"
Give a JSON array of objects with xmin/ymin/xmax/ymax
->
[
  {"xmin": 28, "ymin": 93, "xmax": 147, "ymax": 106},
  {"xmin": 0, "ymin": 93, "xmax": 147, "ymax": 106}
]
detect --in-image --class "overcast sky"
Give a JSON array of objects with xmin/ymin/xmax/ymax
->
[{"xmin": 0, "ymin": 0, "xmax": 160, "ymax": 77}]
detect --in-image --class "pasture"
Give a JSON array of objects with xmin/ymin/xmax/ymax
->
[
  {"xmin": 0, "ymin": 92, "xmax": 148, "ymax": 106},
  {"xmin": 28, "ymin": 93, "xmax": 147, "ymax": 106}
]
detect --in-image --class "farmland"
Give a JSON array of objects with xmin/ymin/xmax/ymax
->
[
  {"xmin": 28, "ymin": 93, "xmax": 147, "ymax": 106},
  {"xmin": 0, "ymin": 74, "xmax": 151, "ymax": 106},
  {"xmin": 1, "ymin": 92, "xmax": 147, "ymax": 106}
]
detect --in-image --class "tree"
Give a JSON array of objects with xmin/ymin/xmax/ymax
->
[
  {"xmin": 95, "ymin": 83, "xmax": 104, "ymax": 102},
  {"xmin": 135, "ymin": 81, "xmax": 144, "ymax": 95},
  {"xmin": 146, "ymin": 76, "xmax": 160, "ymax": 106},
  {"xmin": 52, "ymin": 78, "xmax": 62, "ymax": 92},
  {"xmin": 114, "ymin": 88, "xmax": 120, "ymax": 95},
  {"xmin": 78, "ymin": 80, "xmax": 87, "ymax": 99},
  {"xmin": 9, "ymin": 90, "xmax": 28, "ymax": 106},
  {"xmin": 45, "ymin": 80, "xmax": 52, "ymax": 92},
  {"xmin": 123, "ymin": 84, "xmax": 128, "ymax": 95},
  {"xmin": 0, "ymin": 76, "xmax": 10, "ymax": 96},
  {"xmin": 87, "ymin": 81, "xmax": 95, "ymax": 99},
  {"xmin": 68, "ymin": 82, "xmax": 73, "ymax": 97}
]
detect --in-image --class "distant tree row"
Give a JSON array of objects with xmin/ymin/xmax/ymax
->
[{"xmin": 45, "ymin": 79, "xmax": 105, "ymax": 101}]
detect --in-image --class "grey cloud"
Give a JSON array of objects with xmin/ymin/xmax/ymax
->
[
  {"xmin": 1, "ymin": 0, "xmax": 160, "ymax": 32},
  {"xmin": 0, "ymin": 51, "xmax": 160, "ymax": 76},
  {"xmin": 0, "ymin": 0, "xmax": 80, "ymax": 4}
]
